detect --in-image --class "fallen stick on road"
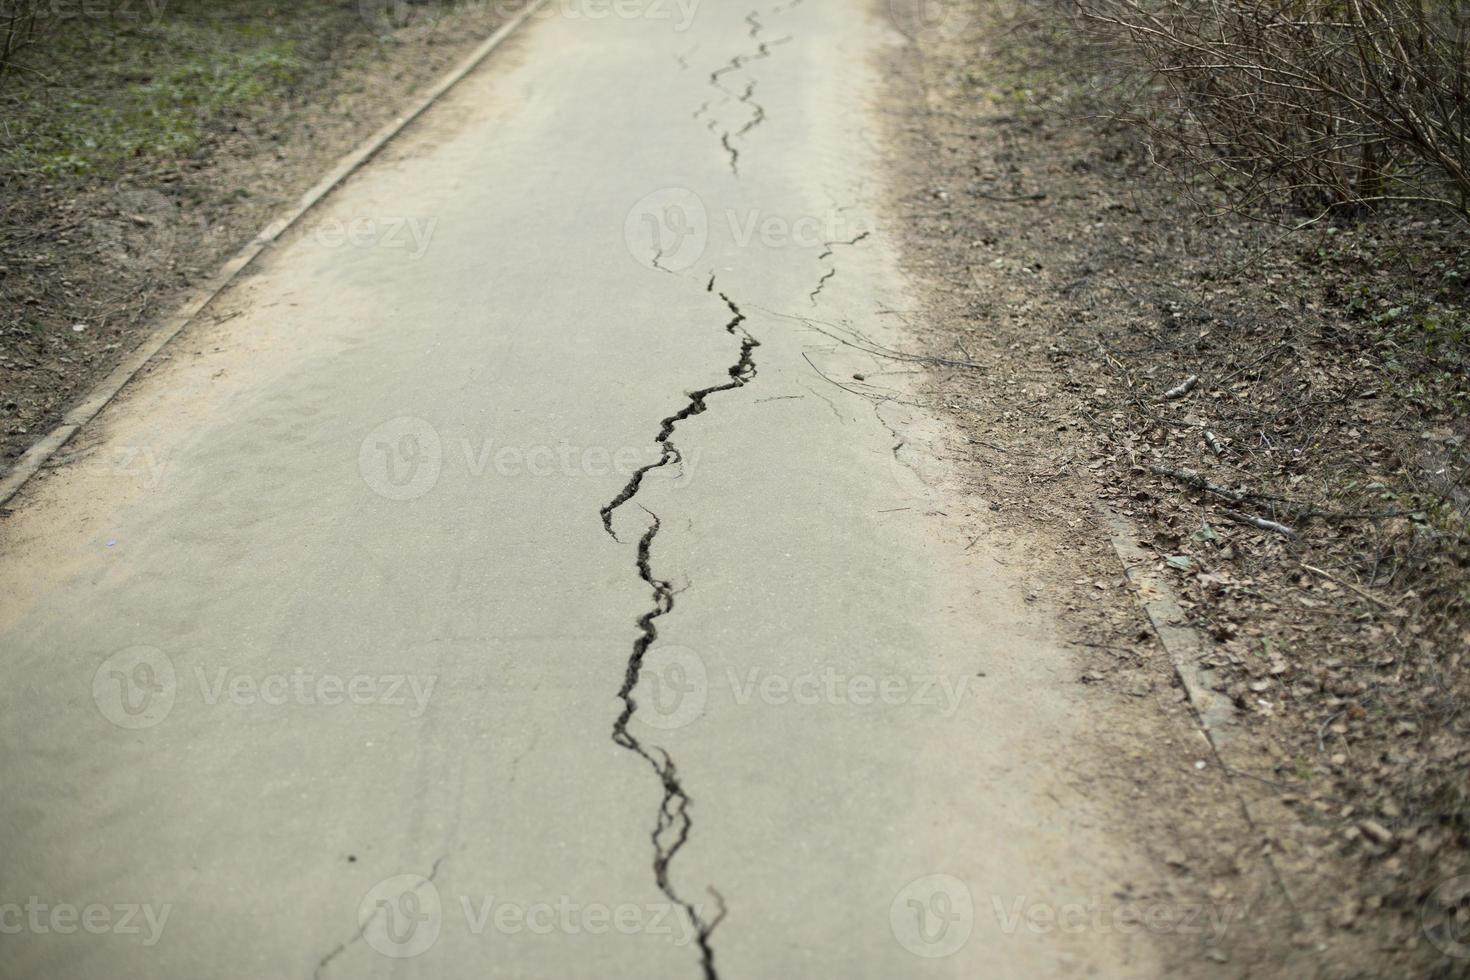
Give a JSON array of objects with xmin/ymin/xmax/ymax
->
[
  {"xmin": 1222, "ymin": 508, "xmax": 1296, "ymax": 537},
  {"xmin": 1300, "ymin": 563, "xmax": 1392, "ymax": 609},
  {"xmin": 1150, "ymin": 465, "xmax": 1245, "ymax": 502},
  {"xmin": 1163, "ymin": 374, "xmax": 1199, "ymax": 399}
]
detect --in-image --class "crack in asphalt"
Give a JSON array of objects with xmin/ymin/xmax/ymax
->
[
  {"xmin": 719, "ymin": 132, "xmax": 741, "ymax": 176},
  {"xmin": 613, "ymin": 513, "xmax": 727, "ymax": 979},
  {"xmin": 705, "ymin": 20, "xmax": 791, "ymax": 177},
  {"xmin": 808, "ymin": 230, "xmax": 870, "ymax": 305},
  {"xmin": 808, "ymin": 267, "xmax": 837, "ymax": 303},
  {"xmin": 734, "ymin": 80, "xmax": 766, "ymax": 138},
  {"xmin": 311, "ymin": 856, "xmax": 446, "ymax": 980},
  {"xmin": 601, "ymin": 286, "xmax": 759, "ymax": 538},
  {"xmin": 707, "ymin": 38, "xmax": 788, "ymax": 88},
  {"xmin": 604, "ymin": 10, "xmax": 800, "ymax": 966},
  {"xmin": 599, "ymin": 282, "xmax": 757, "ymax": 980}
]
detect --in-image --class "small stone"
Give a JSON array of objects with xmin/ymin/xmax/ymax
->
[
  {"xmin": 1359, "ymin": 820, "xmax": 1394, "ymax": 845},
  {"xmin": 1330, "ymin": 898, "xmax": 1360, "ymax": 928}
]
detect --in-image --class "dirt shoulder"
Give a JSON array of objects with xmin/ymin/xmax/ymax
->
[
  {"xmin": 880, "ymin": 2, "xmax": 1470, "ymax": 977},
  {"xmin": 0, "ymin": 0, "xmax": 518, "ymax": 473}
]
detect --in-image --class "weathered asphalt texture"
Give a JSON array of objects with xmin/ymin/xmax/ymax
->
[{"xmin": 0, "ymin": 2, "xmax": 1160, "ymax": 977}]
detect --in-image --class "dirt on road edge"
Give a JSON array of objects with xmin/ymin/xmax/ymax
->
[
  {"xmin": 878, "ymin": 4, "xmax": 1470, "ymax": 978},
  {"xmin": 0, "ymin": 2, "xmax": 519, "ymax": 478}
]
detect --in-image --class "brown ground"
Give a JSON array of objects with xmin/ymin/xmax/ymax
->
[
  {"xmin": 0, "ymin": 1, "xmax": 514, "ymax": 472},
  {"xmin": 4, "ymin": 1, "xmax": 1466, "ymax": 973},
  {"xmin": 880, "ymin": 2, "xmax": 1470, "ymax": 977}
]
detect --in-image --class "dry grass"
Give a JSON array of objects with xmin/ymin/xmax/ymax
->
[
  {"xmin": 1071, "ymin": 0, "xmax": 1470, "ymax": 220},
  {"xmin": 892, "ymin": 0, "xmax": 1470, "ymax": 971}
]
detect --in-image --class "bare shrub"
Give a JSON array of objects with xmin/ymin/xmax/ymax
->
[
  {"xmin": 1072, "ymin": 0, "xmax": 1470, "ymax": 219},
  {"xmin": 0, "ymin": 3, "xmax": 50, "ymax": 82}
]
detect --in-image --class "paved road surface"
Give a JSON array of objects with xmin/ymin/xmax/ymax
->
[{"xmin": 0, "ymin": 2, "xmax": 1159, "ymax": 977}]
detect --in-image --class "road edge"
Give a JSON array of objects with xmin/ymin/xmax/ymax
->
[
  {"xmin": 1099, "ymin": 504, "xmax": 1303, "ymax": 917},
  {"xmin": 0, "ymin": 0, "xmax": 551, "ymax": 509}
]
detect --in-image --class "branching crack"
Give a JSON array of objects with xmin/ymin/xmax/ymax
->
[
  {"xmin": 600, "ymin": 288, "xmax": 759, "ymax": 538},
  {"xmin": 734, "ymin": 80, "xmax": 765, "ymax": 138},
  {"xmin": 808, "ymin": 230, "xmax": 870, "ymax": 305},
  {"xmin": 705, "ymin": 32, "xmax": 791, "ymax": 177},
  {"xmin": 609, "ymin": 513, "xmax": 729, "ymax": 979},
  {"xmin": 598, "ymin": 284, "xmax": 758, "ymax": 980}
]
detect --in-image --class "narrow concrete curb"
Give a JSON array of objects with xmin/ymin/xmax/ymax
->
[
  {"xmin": 0, "ymin": 0, "xmax": 551, "ymax": 509},
  {"xmin": 1099, "ymin": 503, "xmax": 1301, "ymax": 914},
  {"xmin": 1099, "ymin": 505, "xmax": 1238, "ymax": 737}
]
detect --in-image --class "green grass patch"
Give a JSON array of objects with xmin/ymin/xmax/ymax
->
[{"xmin": 0, "ymin": 3, "xmax": 346, "ymax": 178}]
